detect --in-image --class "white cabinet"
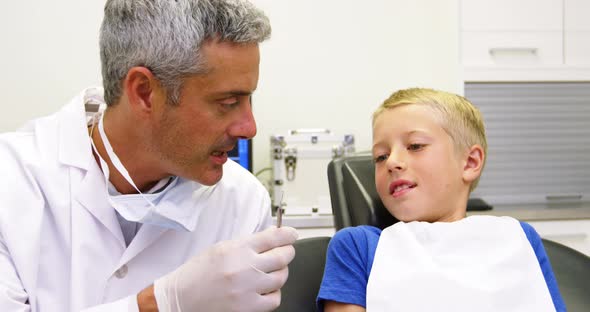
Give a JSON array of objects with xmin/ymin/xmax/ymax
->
[
  {"xmin": 565, "ymin": 0, "xmax": 590, "ymax": 65},
  {"xmin": 529, "ymin": 220, "xmax": 590, "ymax": 257},
  {"xmin": 461, "ymin": 0, "xmax": 562, "ymax": 68},
  {"xmin": 462, "ymin": 32, "xmax": 563, "ymax": 67},
  {"xmin": 461, "ymin": 0, "xmax": 562, "ymax": 31},
  {"xmin": 460, "ymin": 0, "xmax": 590, "ymax": 81}
]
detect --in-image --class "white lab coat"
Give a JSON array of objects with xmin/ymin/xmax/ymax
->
[{"xmin": 0, "ymin": 88, "xmax": 272, "ymax": 311}]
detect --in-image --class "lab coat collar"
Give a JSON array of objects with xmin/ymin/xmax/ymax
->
[
  {"xmin": 58, "ymin": 87, "xmax": 104, "ymax": 171},
  {"xmin": 74, "ymin": 154, "xmax": 171, "ymax": 257},
  {"xmin": 60, "ymin": 88, "xmax": 125, "ymax": 245},
  {"xmin": 116, "ymin": 225, "xmax": 168, "ymax": 269},
  {"xmin": 64, "ymin": 88, "xmax": 172, "ymax": 260},
  {"xmin": 74, "ymin": 157, "xmax": 127, "ymax": 247}
]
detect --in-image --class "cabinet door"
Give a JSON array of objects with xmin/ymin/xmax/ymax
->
[
  {"xmin": 461, "ymin": 0, "xmax": 562, "ymax": 31},
  {"xmin": 565, "ymin": 0, "xmax": 590, "ymax": 65},
  {"xmin": 462, "ymin": 31, "xmax": 563, "ymax": 67},
  {"xmin": 461, "ymin": 0, "xmax": 564, "ymax": 69}
]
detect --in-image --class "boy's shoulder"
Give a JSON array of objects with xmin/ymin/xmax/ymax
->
[
  {"xmin": 326, "ymin": 225, "xmax": 383, "ymax": 272},
  {"xmin": 518, "ymin": 220, "xmax": 536, "ymax": 233},
  {"xmin": 517, "ymin": 220, "xmax": 542, "ymax": 244},
  {"xmin": 333, "ymin": 225, "xmax": 382, "ymax": 240},
  {"xmin": 330, "ymin": 225, "xmax": 382, "ymax": 250}
]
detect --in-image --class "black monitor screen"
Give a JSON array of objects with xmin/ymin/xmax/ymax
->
[{"xmin": 228, "ymin": 139, "xmax": 252, "ymax": 172}]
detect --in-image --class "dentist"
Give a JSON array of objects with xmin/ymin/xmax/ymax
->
[{"xmin": 0, "ymin": 0, "xmax": 297, "ymax": 311}]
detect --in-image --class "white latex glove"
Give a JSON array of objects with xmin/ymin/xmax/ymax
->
[{"xmin": 154, "ymin": 226, "xmax": 298, "ymax": 312}]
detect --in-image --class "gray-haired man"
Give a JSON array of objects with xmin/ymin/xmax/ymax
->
[{"xmin": 0, "ymin": 1, "xmax": 297, "ymax": 311}]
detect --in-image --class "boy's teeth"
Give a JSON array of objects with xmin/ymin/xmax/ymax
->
[{"xmin": 395, "ymin": 184, "xmax": 410, "ymax": 193}]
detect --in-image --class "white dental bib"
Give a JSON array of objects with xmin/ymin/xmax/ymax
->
[{"xmin": 366, "ymin": 216, "xmax": 555, "ymax": 311}]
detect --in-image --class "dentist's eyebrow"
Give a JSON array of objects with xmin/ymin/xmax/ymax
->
[{"xmin": 215, "ymin": 90, "xmax": 253, "ymax": 97}]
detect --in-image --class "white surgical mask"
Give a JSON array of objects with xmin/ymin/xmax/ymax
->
[{"xmin": 89, "ymin": 112, "xmax": 207, "ymax": 231}]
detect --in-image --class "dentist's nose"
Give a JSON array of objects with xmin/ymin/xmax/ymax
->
[{"xmin": 229, "ymin": 102, "xmax": 257, "ymax": 140}]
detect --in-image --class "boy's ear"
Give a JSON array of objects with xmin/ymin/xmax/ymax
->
[{"xmin": 462, "ymin": 144, "xmax": 485, "ymax": 184}]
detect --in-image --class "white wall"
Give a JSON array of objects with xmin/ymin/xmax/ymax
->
[
  {"xmin": 251, "ymin": 0, "xmax": 461, "ymax": 173},
  {"xmin": 0, "ymin": 0, "xmax": 460, "ymax": 174},
  {"xmin": 0, "ymin": 1, "xmax": 104, "ymax": 132}
]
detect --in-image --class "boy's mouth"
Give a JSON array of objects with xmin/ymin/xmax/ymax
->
[{"xmin": 389, "ymin": 180, "xmax": 417, "ymax": 197}]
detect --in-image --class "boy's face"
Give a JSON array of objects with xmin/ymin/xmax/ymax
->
[{"xmin": 372, "ymin": 104, "xmax": 470, "ymax": 223}]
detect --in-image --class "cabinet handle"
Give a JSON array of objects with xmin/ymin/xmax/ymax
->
[
  {"xmin": 546, "ymin": 194, "xmax": 583, "ymax": 201},
  {"xmin": 489, "ymin": 47, "xmax": 538, "ymax": 55}
]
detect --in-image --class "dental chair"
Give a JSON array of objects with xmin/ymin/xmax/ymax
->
[
  {"xmin": 327, "ymin": 153, "xmax": 397, "ymax": 230},
  {"xmin": 542, "ymin": 239, "xmax": 590, "ymax": 312},
  {"xmin": 277, "ymin": 236, "xmax": 331, "ymax": 312},
  {"xmin": 325, "ymin": 153, "xmax": 590, "ymax": 311}
]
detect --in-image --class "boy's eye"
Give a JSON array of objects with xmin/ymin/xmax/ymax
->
[
  {"xmin": 408, "ymin": 143, "xmax": 425, "ymax": 151},
  {"xmin": 374, "ymin": 154, "xmax": 389, "ymax": 163}
]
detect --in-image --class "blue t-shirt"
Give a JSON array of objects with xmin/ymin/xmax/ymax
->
[{"xmin": 317, "ymin": 222, "xmax": 566, "ymax": 311}]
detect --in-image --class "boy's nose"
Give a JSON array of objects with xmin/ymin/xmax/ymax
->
[{"xmin": 386, "ymin": 152, "xmax": 406, "ymax": 172}]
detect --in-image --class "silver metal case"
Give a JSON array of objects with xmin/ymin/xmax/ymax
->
[{"xmin": 271, "ymin": 129, "xmax": 355, "ymax": 216}]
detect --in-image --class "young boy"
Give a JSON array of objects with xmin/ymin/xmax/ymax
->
[{"xmin": 317, "ymin": 88, "xmax": 565, "ymax": 312}]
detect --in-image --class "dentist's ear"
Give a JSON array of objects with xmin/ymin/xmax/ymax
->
[
  {"xmin": 462, "ymin": 144, "xmax": 485, "ymax": 184},
  {"xmin": 123, "ymin": 66, "xmax": 159, "ymax": 114}
]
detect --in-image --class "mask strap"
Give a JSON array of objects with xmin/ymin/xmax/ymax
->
[
  {"xmin": 93, "ymin": 113, "xmax": 156, "ymax": 207},
  {"xmin": 89, "ymin": 114, "xmax": 112, "ymax": 180}
]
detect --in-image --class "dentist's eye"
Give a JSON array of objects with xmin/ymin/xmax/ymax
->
[
  {"xmin": 408, "ymin": 143, "xmax": 425, "ymax": 151},
  {"xmin": 219, "ymin": 97, "xmax": 240, "ymax": 109},
  {"xmin": 374, "ymin": 154, "xmax": 388, "ymax": 163}
]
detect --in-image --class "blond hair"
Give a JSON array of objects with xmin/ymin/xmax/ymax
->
[{"xmin": 373, "ymin": 88, "xmax": 487, "ymax": 191}]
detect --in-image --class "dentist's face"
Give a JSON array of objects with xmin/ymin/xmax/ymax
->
[
  {"xmin": 372, "ymin": 104, "xmax": 468, "ymax": 222},
  {"xmin": 150, "ymin": 40, "xmax": 259, "ymax": 185}
]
